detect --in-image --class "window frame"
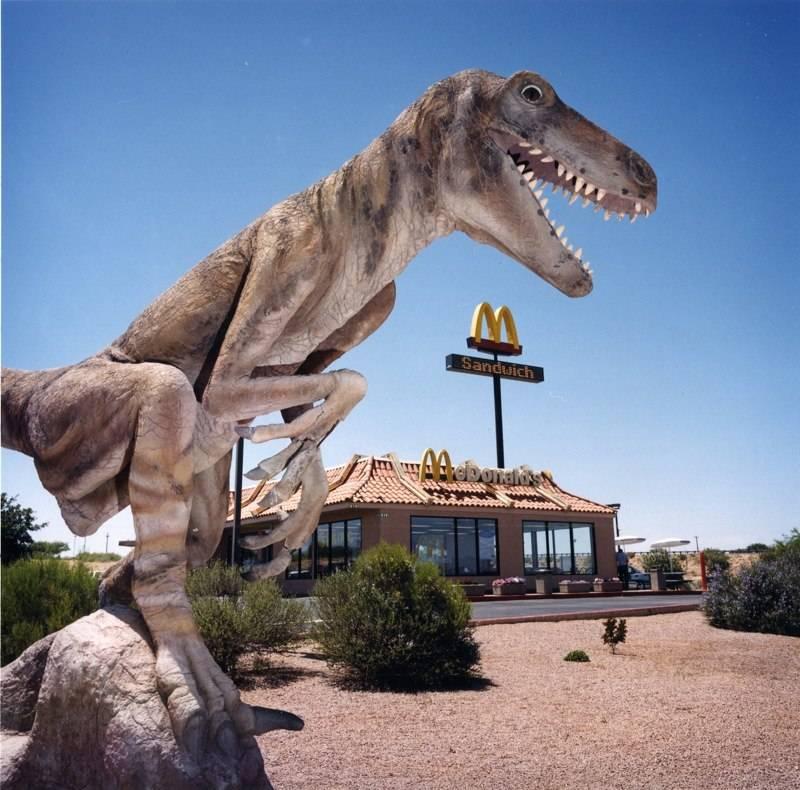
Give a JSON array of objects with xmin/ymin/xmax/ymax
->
[
  {"xmin": 521, "ymin": 520, "xmax": 596, "ymax": 576},
  {"xmin": 284, "ymin": 517, "xmax": 363, "ymax": 579},
  {"xmin": 410, "ymin": 515, "xmax": 499, "ymax": 577}
]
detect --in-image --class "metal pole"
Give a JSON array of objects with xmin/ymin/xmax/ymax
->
[
  {"xmin": 232, "ymin": 437, "xmax": 244, "ymax": 567},
  {"xmin": 492, "ymin": 353, "xmax": 505, "ymax": 467}
]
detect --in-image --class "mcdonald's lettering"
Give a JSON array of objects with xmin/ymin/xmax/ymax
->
[
  {"xmin": 418, "ymin": 451, "xmax": 544, "ymax": 487},
  {"xmin": 467, "ymin": 302, "xmax": 522, "ymax": 356},
  {"xmin": 418, "ymin": 448, "xmax": 454, "ymax": 482},
  {"xmin": 446, "ymin": 354, "xmax": 544, "ymax": 383}
]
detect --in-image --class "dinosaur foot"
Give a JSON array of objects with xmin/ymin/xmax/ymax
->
[{"xmin": 154, "ymin": 633, "xmax": 303, "ymax": 767}]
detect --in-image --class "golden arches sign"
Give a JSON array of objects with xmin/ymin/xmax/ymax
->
[
  {"xmin": 467, "ymin": 302, "xmax": 522, "ymax": 355},
  {"xmin": 418, "ymin": 448, "xmax": 454, "ymax": 482}
]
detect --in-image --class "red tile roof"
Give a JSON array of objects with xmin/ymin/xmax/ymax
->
[{"xmin": 227, "ymin": 454, "xmax": 613, "ymax": 524}]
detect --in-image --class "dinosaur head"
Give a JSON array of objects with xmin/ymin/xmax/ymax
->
[{"xmin": 435, "ymin": 70, "xmax": 657, "ymax": 296}]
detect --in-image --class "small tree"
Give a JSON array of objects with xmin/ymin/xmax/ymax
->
[
  {"xmin": 744, "ymin": 543, "xmax": 769, "ymax": 553},
  {"xmin": 702, "ymin": 548, "xmax": 730, "ymax": 573},
  {"xmin": 31, "ymin": 540, "xmax": 70, "ymax": 559},
  {"xmin": 601, "ymin": 617, "xmax": 627, "ymax": 654},
  {"xmin": 1, "ymin": 559, "xmax": 99, "ymax": 665},
  {"xmin": 1, "ymin": 493, "xmax": 47, "ymax": 564},
  {"xmin": 313, "ymin": 543, "xmax": 480, "ymax": 690},
  {"xmin": 639, "ymin": 548, "xmax": 684, "ymax": 572},
  {"xmin": 187, "ymin": 563, "xmax": 307, "ymax": 677}
]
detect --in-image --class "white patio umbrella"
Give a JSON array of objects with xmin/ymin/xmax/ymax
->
[
  {"xmin": 615, "ymin": 536, "xmax": 646, "ymax": 547},
  {"xmin": 650, "ymin": 538, "xmax": 691, "ymax": 570}
]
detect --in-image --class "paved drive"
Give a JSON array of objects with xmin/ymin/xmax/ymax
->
[{"xmin": 472, "ymin": 594, "xmax": 701, "ymax": 622}]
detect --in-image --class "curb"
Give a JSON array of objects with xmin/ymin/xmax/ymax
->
[{"xmin": 470, "ymin": 602, "xmax": 701, "ymax": 627}]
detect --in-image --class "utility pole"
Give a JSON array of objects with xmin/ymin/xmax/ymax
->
[{"xmin": 231, "ymin": 437, "xmax": 244, "ymax": 566}]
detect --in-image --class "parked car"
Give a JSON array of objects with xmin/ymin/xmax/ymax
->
[{"xmin": 629, "ymin": 570, "xmax": 651, "ymax": 589}]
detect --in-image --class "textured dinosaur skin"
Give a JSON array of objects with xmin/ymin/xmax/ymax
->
[{"xmin": 1, "ymin": 69, "xmax": 656, "ymax": 760}]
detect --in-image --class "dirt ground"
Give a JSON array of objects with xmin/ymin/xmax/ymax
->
[
  {"xmin": 247, "ymin": 612, "xmax": 799, "ymax": 790},
  {"xmin": 628, "ymin": 551, "xmax": 759, "ymax": 585}
]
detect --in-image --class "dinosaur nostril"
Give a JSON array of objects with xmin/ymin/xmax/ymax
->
[{"xmin": 628, "ymin": 152, "xmax": 656, "ymax": 188}]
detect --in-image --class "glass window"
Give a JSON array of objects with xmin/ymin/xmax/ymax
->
[
  {"xmin": 523, "ymin": 521, "xmax": 596, "ymax": 576},
  {"xmin": 316, "ymin": 523, "xmax": 330, "ymax": 576},
  {"xmin": 551, "ymin": 522, "xmax": 572, "ymax": 574},
  {"xmin": 572, "ymin": 523, "xmax": 595, "ymax": 575},
  {"xmin": 412, "ymin": 516, "xmax": 498, "ymax": 576},
  {"xmin": 478, "ymin": 519, "xmax": 498, "ymax": 574},
  {"xmin": 330, "ymin": 521, "xmax": 346, "ymax": 573},
  {"xmin": 286, "ymin": 518, "xmax": 362, "ymax": 579},
  {"xmin": 412, "ymin": 517, "xmax": 455, "ymax": 575},
  {"xmin": 347, "ymin": 519, "xmax": 362, "ymax": 566},
  {"xmin": 456, "ymin": 518, "xmax": 478, "ymax": 575}
]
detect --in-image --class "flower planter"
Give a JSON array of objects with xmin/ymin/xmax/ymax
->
[
  {"xmin": 492, "ymin": 582, "xmax": 527, "ymax": 596},
  {"xmin": 559, "ymin": 580, "xmax": 592, "ymax": 594},
  {"xmin": 593, "ymin": 581, "xmax": 624, "ymax": 593},
  {"xmin": 459, "ymin": 583, "xmax": 488, "ymax": 597}
]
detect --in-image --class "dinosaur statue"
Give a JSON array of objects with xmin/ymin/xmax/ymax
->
[{"xmin": 1, "ymin": 69, "xmax": 656, "ymax": 760}]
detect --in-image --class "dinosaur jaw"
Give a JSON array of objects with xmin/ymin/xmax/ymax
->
[{"xmin": 489, "ymin": 131, "xmax": 656, "ymax": 291}]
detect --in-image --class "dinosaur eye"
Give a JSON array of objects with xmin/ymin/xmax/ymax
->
[{"xmin": 521, "ymin": 84, "xmax": 543, "ymax": 103}]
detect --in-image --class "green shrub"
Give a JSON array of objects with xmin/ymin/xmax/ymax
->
[
  {"xmin": 312, "ymin": 543, "xmax": 480, "ymax": 690},
  {"xmin": 1, "ymin": 559, "xmax": 99, "ymax": 665},
  {"xmin": 702, "ymin": 548, "xmax": 730, "ymax": 573},
  {"xmin": 639, "ymin": 548, "xmax": 684, "ymax": 572},
  {"xmin": 601, "ymin": 617, "xmax": 627, "ymax": 654},
  {"xmin": 744, "ymin": 543, "xmax": 769, "ymax": 553},
  {"xmin": 186, "ymin": 560, "xmax": 244, "ymax": 599},
  {"xmin": 563, "ymin": 649, "xmax": 590, "ymax": 662},
  {"xmin": 187, "ymin": 564, "xmax": 308, "ymax": 676}
]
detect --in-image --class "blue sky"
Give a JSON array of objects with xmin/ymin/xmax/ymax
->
[{"xmin": 2, "ymin": 0, "xmax": 798, "ymax": 554}]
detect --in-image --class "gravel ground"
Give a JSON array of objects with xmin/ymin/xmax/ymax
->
[{"xmin": 246, "ymin": 612, "xmax": 800, "ymax": 790}]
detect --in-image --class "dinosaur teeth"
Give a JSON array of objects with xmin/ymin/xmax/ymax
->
[
  {"xmin": 635, "ymin": 201, "xmax": 642, "ymax": 213},
  {"xmin": 585, "ymin": 183, "xmax": 596, "ymax": 196},
  {"xmin": 517, "ymin": 164, "xmax": 526, "ymax": 173},
  {"xmin": 555, "ymin": 225, "xmax": 565, "ymax": 238},
  {"xmin": 539, "ymin": 197, "xmax": 548, "ymax": 208},
  {"xmin": 523, "ymin": 171, "xmax": 535, "ymax": 181},
  {"xmin": 574, "ymin": 177, "xmax": 585, "ymax": 192},
  {"xmin": 604, "ymin": 210, "xmax": 612, "ymax": 221},
  {"xmin": 630, "ymin": 214, "xmax": 637, "ymax": 224},
  {"xmin": 575, "ymin": 247, "xmax": 583, "ymax": 259},
  {"xmin": 568, "ymin": 193, "xmax": 579, "ymax": 205},
  {"xmin": 529, "ymin": 148, "xmax": 543, "ymax": 156},
  {"xmin": 541, "ymin": 155, "xmax": 554, "ymax": 163},
  {"xmin": 582, "ymin": 198, "xmax": 591, "ymax": 208},
  {"xmin": 557, "ymin": 164, "xmax": 565, "ymax": 177},
  {"xmin": 565, "ymin": 170, "xmax": 574, "ymax": 182},
  {"xmin": 597, "ymin": 189, "xmax": 607, "ymax": 202}
]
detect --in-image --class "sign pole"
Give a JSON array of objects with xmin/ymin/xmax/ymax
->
[
  {"xmin": 492, "ymin": 353, "xmax": 505, "ymax": 467},
  {"xmin": 232, "ymin": 436, "xmax": 244, "ymax": 566}
]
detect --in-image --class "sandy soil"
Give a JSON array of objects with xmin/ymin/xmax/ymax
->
[{"xmin": 246, "ymin": 612, "xmax": 799, "ymax": 790}]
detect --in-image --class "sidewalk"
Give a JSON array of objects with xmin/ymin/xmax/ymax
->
[{"xmin": 470, "ymin": 593, "xmax": 702, "ymax": 626}]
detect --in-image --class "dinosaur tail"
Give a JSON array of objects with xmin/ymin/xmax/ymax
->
[{"xmin": 1, "ymin": 367, "xmax": 52, "ymax": 455}]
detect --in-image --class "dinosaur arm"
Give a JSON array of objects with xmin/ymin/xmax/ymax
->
[{"xmin": 281, "ymin": 280, "xmax": 396, "ymax": 423}]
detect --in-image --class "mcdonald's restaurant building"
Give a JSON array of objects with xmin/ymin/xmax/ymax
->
[{"xmin": 222, "ymin": 451, "xmax": 618, "ymax": 595}]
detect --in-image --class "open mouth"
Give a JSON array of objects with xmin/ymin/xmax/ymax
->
[{"xmin": 500, "ymin": 137, "xmax": 653, "ymax": 276}]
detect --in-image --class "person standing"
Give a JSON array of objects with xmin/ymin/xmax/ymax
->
[{"xmin": 616, "ymin": 546, "xmax": 630, "ymax": 588}]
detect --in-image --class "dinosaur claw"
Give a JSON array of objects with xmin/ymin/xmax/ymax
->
[
  {"xmin": 215, "ymin": 721, "xmax": 240, "ymax": 759},
  {"xmin": 251, "ymin": 706, "xmax": 304, "ymax": 734},
  {"xmin": 181, "ymin": 710, "xmax": 207, "ymax": 762}
]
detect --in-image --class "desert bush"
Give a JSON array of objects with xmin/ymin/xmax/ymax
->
[
  {"xmin": 74, "ymin": 551, "xmax": 122, "ymax": 563},
  {"xmin": 186, "ymin": 560, "xmax": 244, "ymax": 599},
  {"xmin": 703, "ymin": 549, "xmax": 800, "ymax": 637},
  {"xmin": 313, "ymin": 543, "xmax": 480, "ymax": 690},
  {"xmin": 563, "ymin": 649, "xmax": 590, "ymax": 662},
  {"xmin": 702, "ymin": 548, "xmax": 730, "ymax": 573},
  {"xmin": 601, "ymin": 617, "xmax": 627, "ymax": 654},
  {"xmin": 188, "ymin": 564, "xmax": 308, "ymax": 675},
  {"xmin": 744, "ymin": 543, "xmax": 769, "ymax": 553},
  {"xmin": 639, "ymin": 548, "xmax": 684, "ymax": 572},
  {"xmin": 1, "ymin": 559, "xmax": 99, "ymax": 665}
]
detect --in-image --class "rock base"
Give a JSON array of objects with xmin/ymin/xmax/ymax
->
[{"xmin": 1, "ymin": 606, "xmax": 271, "ymax": 789}]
